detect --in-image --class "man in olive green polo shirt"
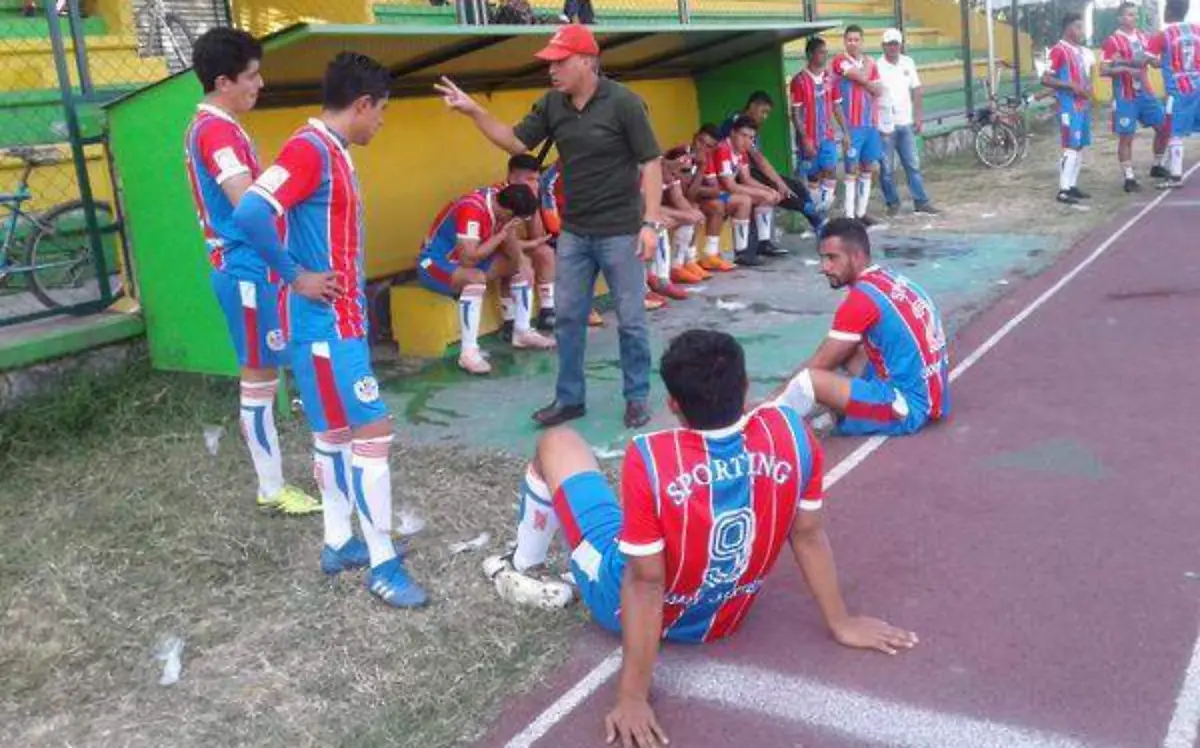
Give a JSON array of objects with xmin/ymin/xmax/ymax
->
[{"xmin": 435, "ymin": 24, "xmax": 665, "ymax": 430}]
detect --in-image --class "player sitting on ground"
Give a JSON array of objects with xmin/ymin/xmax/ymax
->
[
  {"xmin": 501, "ymin": 154, "xmax": 557, "ymax": 335},
  {"xmin": 682, "ymin": 124, "xmax": 745, "ymax": 273},
  {"xmin": 484, "ymin": 328, "xmax": 918, "ymax": 747},
  {"xmin": 714, "ymin": 115, "xmax": 783, "ymax": 267},
  {"xmin": 781, "ymin": 218, "xmax": 950, "ymax": 437},
  {"xmin": 1100, "ymin": 1, "xmax": 1169, "ymax": 192},
  {"xmin": 418, "ymin": 182, "xmax": 556, "ymax": 375},
  {"xmin": 184, "ymin": 28, "xmax": 321, "ymax": 516},
  {"xmin": 659, "ymin": 145, "xmax": 709, "ymax": 285}
]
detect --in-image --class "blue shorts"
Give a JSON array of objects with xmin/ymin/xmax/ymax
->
[
  {"xmin": 1166, "ymin": 91, "xmax": 1200, "ymax": 137},
  {"xmin": 211, "ymin": 271, "xmax": 287, "ymax": 370},
  {"xmin": 800, "ymin": 140, "xmax": 839, "ymax": 180},
  {"xmin": 416, "ymin": 253, "xmax": 495, "ymax": 298},
  {"xmin": 1058, "ymin": 108, "xmax": 1093, "ymax": 149},
  {"xmin": 844, "ymin": 126, "xmax": 882, "ymax": 169},
  {"xmin": 718, "ymin": 191, "xmax": 732, "ymax": 204},
  {"xmin": 552, "ymin": 471, "xmax": 627, "ymax": 636},
  {"xmin": 835, "ymin": 363, "xmax": 929, "ymax": 437},
  {"xmin": 1112, "ymin": 93, "xmax": 1164, "ymax": 134},
  {"xmin": 290, "ymin": 337, "xmax": 389, "ymax": 433}
]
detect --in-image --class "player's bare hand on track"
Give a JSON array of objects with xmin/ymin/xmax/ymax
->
[
  {"xmin": 832, "ymin": 615, "xmax": 919, "ymax": 655},
  {"xmin": 434, "ymin": 77, "xmax": 482, "ymax": 116},
  {"xmin": 605, "ymin": 697, "xmax": 669, "ymax": 748},
  {"xmin": 292, "ymin": 271, "xmax": 342, "ymax": 303}
]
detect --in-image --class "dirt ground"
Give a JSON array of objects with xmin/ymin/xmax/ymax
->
[{"xmin": 0, "ymin": 119, "xmax": 1165, "ymax": 747}]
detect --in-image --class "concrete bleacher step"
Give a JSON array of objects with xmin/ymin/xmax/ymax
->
[
  {"xmin": 0, "ymin": 9, "xmax": 108, "ymax": 39},
  {"xmin": 0, "ymin": 34, "xmax": 168, "ymax": 91}
]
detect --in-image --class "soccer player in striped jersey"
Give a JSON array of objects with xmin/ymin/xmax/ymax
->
[
  {"xmin": 503, "ymin": 154, "xmax": 558, "ymax": 335},
  {"xmin": 683, "ymin": 124, "xmax": 746, "ymax": 274},
  {"xmin": 234, "ymin": 52, "xmax": 428, "ymax": 609},
  {"xmin": 711, "ymin": 116, "xmax": 782, "ymax": 267},
  {"xmin": 786, "ymin": 218, "xmax": 950, "ymax": 437},
  {"xmin": 184, "ymin": 28, "xmax": 321, "ymax": 517},
  {"xmin": 1147, "ymin": 0, "xmax": 1200, "ymax": 188},
  {"xmin": 484, "ymin": 329, "xmax": 918, "ymax": 746},
  {"xmin": 1100, "ymin": 2, "xmax": 1169, "ymax": 191},
  {"xmin": 831, "ymin": 25, "xmax": 885, "ymax": 225},
  {"xmin": 791, "ymin": 35, "xmax": 846, "ymax": 217},
  {"xmin": 417, "ymin": 183, "xmax": 556, "ymax": 375},
  {"xmin": 1042, "ymin": 14, "xmax": 1095, "ymax": 205}
]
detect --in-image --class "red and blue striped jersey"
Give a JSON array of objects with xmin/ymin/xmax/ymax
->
[
  {"xmin": 1148, "ymin": 23, "xmax": 1200, "ymax": 95},
  {"xmin": 1048, "ymin": 40, "xmax": 1092, "ymax": 112},
  {"xmin": 183, "ymin": 104, "xmax": 272, "ymax": 281},
  {"xmin": 1101, "ymin": 30, "xmax": 1154, "ymax": 100},
  {"xmin": 831, "ymin": 53, "xmax": 880, "ymax": 129},
  {"xmin": 419, "ymin": 187, "xmax": 500, "ymax": 266},
  {"xmin": 831, "ymin": 266, "xmax": 950, "ymax": 422},
  {"xmin": 248, "ymin": 119, "xmax": 366, "ymax": 343},
  {"xmin": 707, "ymin": 139, "xmax": 747, "ymax": 181},
  {"xmin": 539, "ymin": 161, "xmax": 564, "ymax": 237},
  {"xmin": 617, "ymin": 403, "xmax": 824, "ymax": 644},
  {"xmin": 790, "ymin": 69, "xmax": 841, "ymax": 143}
]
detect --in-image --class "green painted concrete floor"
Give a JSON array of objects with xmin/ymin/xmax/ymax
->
[{"xmin": 371, "ymin": 227, "xmax": 1056, "ymax": 457}]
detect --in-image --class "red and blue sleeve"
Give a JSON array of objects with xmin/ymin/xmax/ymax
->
[
  {"xmin": 617, "ymin": 443, "xmax": 666, "ymax": 557},
  {"xmin": 830, "ymin": 287, "xmax": 880, "ymax": 342}
]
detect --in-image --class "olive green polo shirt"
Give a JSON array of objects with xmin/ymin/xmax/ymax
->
[{"xmin": 513, "ymin": 77, "xmax": 661, "ymax": 237}]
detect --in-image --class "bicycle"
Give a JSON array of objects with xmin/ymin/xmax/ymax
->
[
  {"xmin": 135, "ymin": 0, "xmax": 195, "ymax": 72},
  {"xmin": 970, "ymin": 60, "xmax": 1052, "ymax": 168},
  {"xmin": 1, "ymin": 146, "xmax": 122, "ymax": 311}
]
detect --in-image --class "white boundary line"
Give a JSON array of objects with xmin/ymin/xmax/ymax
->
[
  {"xmin": 1164, "ymin": 621, "xmax": 1200, "ymax": 748},
  {"xmin": 503, "ymin": 164, "xmax": 1200, "ymax": 748}
]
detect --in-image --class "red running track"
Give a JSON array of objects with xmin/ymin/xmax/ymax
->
[{"xmin": 476, "ymin": 170, "xmax": 1200, "ymax": 748}]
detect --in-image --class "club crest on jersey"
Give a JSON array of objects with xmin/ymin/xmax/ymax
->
[
  {"xmin": 266, "ymin": 329, "xmax": 286, "ymax": 352},
  {"xmin": 354, "ymin": 376, "xmax": 380, "ymax": 403}
]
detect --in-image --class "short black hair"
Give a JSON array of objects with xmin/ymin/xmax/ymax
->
[
  {"xmin": 845, "ymin": 24, "xmax": 864, "ymax": 37},
  {"xmin": 731, "ymin": 114, "xmax": 759, "ymax": 133},
  {"xmin": 193, "ymin": 27, "xmax": 262, "ymax": 94},
  {"xmin": 660, "ymin": 330, "xmax": 748, "ymax": 430},
  {"xmin": 507, "ymin": 154, "xmax": 541, "ymax": 174},
  {"xmin": 322, "ymin": 51, "xmax": 391, "ymax": 112},
  {"xmin": 696, "ymin": 123, "xmax": 722, "ymax": 141},
  {"xmin": 663, "ymin": 145, "xmax": 690, "ymax": 160},
  {"xmin": 1061, "ymin": 12, "xmax": 1082, "ymax": 30},
  {"xmin": 1165, "ymin": 0, "xmax": 1188, "ymax": 21},
  {"xmin": 496, "ymin": 183, "xmax": 538, "ymax": 218},
  {"xmin": 745, "ymin": 90, "xmax": 774, "ymax": 108},
  {"xmin": 819, "ymin": 217, "xmax": 871, "ymax": 256},
  {"xmin": 806, "ymin": 36, "xmax": 826, "ymax": 58},
  {"xmin": 1117, "ymin": 1, "xmax": 1137, "ymax": 12}
]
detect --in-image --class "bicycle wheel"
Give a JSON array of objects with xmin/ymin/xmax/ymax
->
[
  {"xmin": 161, "ymin": 13, "xmax": 194, "ymax": 70},
  {"xmin": 25, "ymin": 200, "xmax": 121, "ymax": 311},
  {"xmin": 974, "ymin": 121, "xmax": 1020, "ymax": 169}
]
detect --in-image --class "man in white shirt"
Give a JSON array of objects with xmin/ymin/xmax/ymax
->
[{"xmin": 876, "ymin": 29, "xmax": 940, "ymax": 217}]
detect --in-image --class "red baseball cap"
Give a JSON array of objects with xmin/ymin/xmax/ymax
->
[{"xmin": 534, "ymin": 24, "xmax": 600, "ymax": 61}]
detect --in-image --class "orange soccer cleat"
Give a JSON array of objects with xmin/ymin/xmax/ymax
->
[{"xmin": 698, "ymin": 255, "xmax": 736, "ymax": 273}]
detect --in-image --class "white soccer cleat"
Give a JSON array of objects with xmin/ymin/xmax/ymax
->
[
  {"xmin": 512, "ymin": 329, "xmax": 557, "ymax": 350},
  {"xmin": 459, "ymin": 347, "xmax": 491, "ymax": 375},
  {"xmin": 483, "ymin": 553, "xmax": 575, "ymax": 610}
]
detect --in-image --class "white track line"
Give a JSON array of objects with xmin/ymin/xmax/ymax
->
[
  {"xmin": 503, "ymin": 163, "xmax": 1200, "ymax": 748},
  {"xmin": 1164, "ymin": 621, "xmax": 1200, "ymax": 748},
  {"xmin": 661, "ymin": 661, "xmax": 1100, "ymax": 748}
]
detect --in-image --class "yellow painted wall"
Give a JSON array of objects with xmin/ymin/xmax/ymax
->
[
  {"xmin": 906, "ymin": 0, "xmax": 1034, "ymax": 66},
  {"xmin": 228, "ymin": 0, "xmax": 375, "ymax": 37},
  {"xmin": 242, "ymin": 77, "xmax": 701, "ymax": 280}
]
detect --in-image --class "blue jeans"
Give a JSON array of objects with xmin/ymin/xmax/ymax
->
[
  {"xmin": 880, "ymin": 126, "xmax": 930, "ymax": 208},
  {"xmin": 554, "ymin": 230, "xmax": 651, "ymax": 407}
]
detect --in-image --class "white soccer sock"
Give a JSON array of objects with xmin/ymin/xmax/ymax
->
[
  {"xmin": 1121, "ymin": 161, "xmax": 1135, "ymax": 180},
  {"xmin": 704, "ymin": 235, "xmax": 721, "ymax": 259},
  {"xmin": 500, "ymin": 296, "xmax": 514, "ymax": 322},
  {"xmin": 313, "ymin": 428, "xmax": 354, "ymax": 549},
  {"xmin": 351, "ymin": 435, "xmax": 398, "ymax": 568},
  {"xmin": 672, "ymin": 225, "xmax": 694, "ymax": 267},
  {"xmin": 459, "ymin": 283, "xmax": 485, "ymax": 351},
  {"xmin": 1154, "ymin": 151, "xmax": 1167, "ymax": 167},
  {"xmin": 733, "ymin": 219, "xmax": 750, "ymax": 251},
  {"xmin": 239, "ymin": 379, "xmax": 285, "ymax": 499},
  {"xmin": 512, "ymin": 280, "xmax": 533, "ymax": 334},
  {"xmin": 856, "ymin": 174, "xmax": 873, "ymax": 218},
  {"xmin": 654, "ymin": 229, "xmax": 671, "ymax": 282},
  {"xmin": 843, "ymin": 177, "xmax": 858, "ymax": 218},
  {"xmin": 537, "ymin": 282, "xmax": 555, "ymax": 311},
  {"xmin": 1069, "ymin": 149, "xmax": 1083, "ymax": 188},
  {"xmin": 1059, "ymin": 150, "xmax": 1078, "ymax": 191},
  {"xmin": 512, "ymin": 463, "xmax": 562, "ymax": 571},
  {"xmin": 820, "ymin": 179, "xmax": 838, "ymax": 213},
  {"xmin": 1169, "ymin": 138, "xmax": 1184, "ymax": 177},
  {"xmin": 779, "ymin": 369, "xmax": 816, "ymax": 417},
  {"xmin": 754, "ymin": 206, "xmax": 773, "ymax": 242}
]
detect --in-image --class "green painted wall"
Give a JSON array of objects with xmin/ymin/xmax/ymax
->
[
  {"xmin": 107, "ymin": 75, "xmax": 238, "ymax": 377},
  {"xmin": 696, "ymin": 44, "xmax": 792, "ymax": 175}
]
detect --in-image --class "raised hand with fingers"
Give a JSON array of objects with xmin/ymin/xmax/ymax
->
[{"xmin": 433, "ymin": 76, "xmax": 482, "ymax": 116}]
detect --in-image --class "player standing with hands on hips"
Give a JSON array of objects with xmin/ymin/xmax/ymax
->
[{"xmin": 435, "ymin": 24, "xmax": 664, "ymax": 431}]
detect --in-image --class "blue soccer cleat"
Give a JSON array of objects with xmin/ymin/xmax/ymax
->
[
  {"xmin": 320, "ymin": 537, "xmax": 370, "ymax": 575},
  {"xmin": 365, "ymin": 558, "xmax": 429, "ymax": 609}
]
